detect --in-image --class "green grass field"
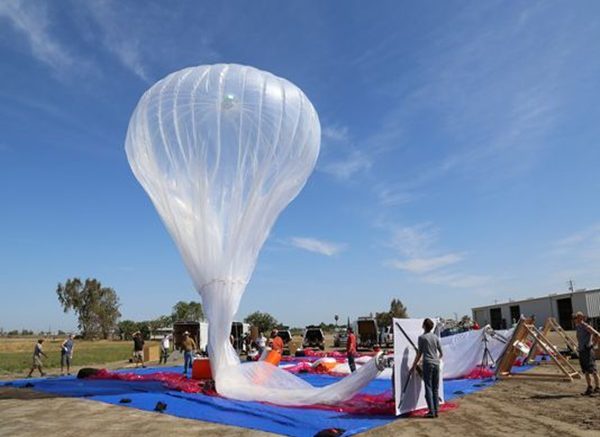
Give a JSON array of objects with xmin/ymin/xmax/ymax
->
[{"xmin": 0, "ymin": 337, "xmax": 138, "ymax": 375}]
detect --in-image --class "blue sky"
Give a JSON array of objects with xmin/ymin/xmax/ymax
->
[{"xmin": 1, "ymin": 1, "xmax": 600, "ymax": 332}]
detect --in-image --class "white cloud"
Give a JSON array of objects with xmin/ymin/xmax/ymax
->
[
  {"xmin": 322, "ymin": 125, "xmax": 350, "ymax": 143},
  {"xmin": 320, "ymin": 150, "xmax": 372, "ymax": 181},
  {"xmin": 0, "ymin": 1, "xmax": 73, "ymax": 71},
  {"xmin": 381, "ymin": 221, "xmax": 490, "ymax": 289},
  {"xmin": 375, "ymin": 183, "xmax": 416, "ymax": 207},
  {"xmin": 387, "ymin": 222, "xmax": 438, "ymax": 258},
  {"xmin": 553, "ymin": 223, "xmax": 600, "ymax": 249},
  {"xmin": 422, "ymin": 272, "xmax": 491, "ymax": 289},
  {"xmin": 290, "ymin": 237, "xmax": 346, "ymax": 256},
  {"xmin": 82, "ymin": 1, "xmax": 150, "ymax": 82},
  {"xmin": 387, "ymin": 253, "xmax": 464, "ymax": 274}
]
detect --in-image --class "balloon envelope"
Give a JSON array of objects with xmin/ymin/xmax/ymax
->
[{"xmin": 126, "ymin": 64, "xmax": 381, "ymax": 405}]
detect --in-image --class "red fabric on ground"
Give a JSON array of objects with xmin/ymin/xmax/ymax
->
[
  {"xmin": 462, "ymin": 366, "xmax": 495, "ymax": 379},
  {"xmin": 88, "ymin": 369, "xmax": 459, "ymax": 417},
  {"xmin": 89, "ymin": 369, "xmax": 216, "ymax": 395},
  {"xmin": 407, "ymin": 401, "xmax": 459, "ymax": 417}
]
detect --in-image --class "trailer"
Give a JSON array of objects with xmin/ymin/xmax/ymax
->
[
  {"xmin": 172, "ymin": 321, "xmax": 208, "ymax": 353},
  {"xmin": 355, "ymin": 317, "xmax": 379, "ymax": 349}
]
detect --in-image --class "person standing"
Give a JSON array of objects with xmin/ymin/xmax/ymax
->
[
  {"xmin": 269, "ymin": 329, "xmax": 284, "ymax": 355},
  {"xmin": 60, "ymin": 334, "xmax": 75, "ymax": 375},
  {"xmin": 27, "ymin": 339, "xmax": 48, "ymax": 378},
  {"xmin": 346, "ymin": 327, "xmax": 357, "ymax": 373},
  {"xmin": 411, "ymin": 318, "xmax": 443, "ymax": 418},
  {"xmin": 133, "ymin": 332, "xmax": 146, "ymax": 368},
  {"xmin": 257, "ymin": 332, "xmax": 266, "ymax": 355},
  {"xmin": 160, "ymin": 334, "xmax": 170, "ymax": 365},
  {"xmin": 574, "ymin": 312, "xmax": 600, "ymax": 395},
  {"xmin": 181, "ymin": 331, "xmax": 197, "ymax": 375}
]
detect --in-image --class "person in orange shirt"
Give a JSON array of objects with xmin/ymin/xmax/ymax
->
[
  {"xmin": 346, "ymin": 327, "xmax": 357, "ymax": 372},
  {"xmin": 269, "ymin": 329, "xmax": 284, "ymax": 354}
]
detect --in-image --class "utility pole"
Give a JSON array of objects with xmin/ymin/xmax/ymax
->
[{"xmin": 568, "ymin": 279, "xmax": 575, "ymax": 293}]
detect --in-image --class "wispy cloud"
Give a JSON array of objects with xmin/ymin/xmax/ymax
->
[
  {"xmin": 82, "ymin": 1, "xmax": 151, "ymax": 82},
  {"xmin": 318, "ymin": 123, "xmax": 373, "ymax": 181},
  {"xmin": 374, "ymin": 183, "xmax": 416, "ymax": 207},
  {"xmin": 358, "ymin": 4, "xmax": 592, "ymax": 205},
  {"xmin": 553, "ymin": 223, "xmax": 600, "ymax": 250},
  {"xmin": 421, "ymin": 272, "xmax": 491, "ymax": 289},
  {"xmin": 322, "ymin": 125, "xmax": 350, "ymax": 143},
  {"xmin": 386, "ymin": 253, "xmax": 463, "ymax": 274},
  {"xmin": 0, "ymin": 0, "xmax": 74, "ymax": 72},
  {"xmin": 320, "ymin": 150, "xmax": 372, "ymax": 181},
  {"xmin": 290, "ymin": 237, "xmax": 347, "ymax": 256},
  {"xmin": 382, "ymin": 222, "xmax": 489, "ymax": 289}
]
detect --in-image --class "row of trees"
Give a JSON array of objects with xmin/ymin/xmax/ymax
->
[
  {"xmin": 56, "ymin": 277, "xmax": 205, "ymax": 340},
  {"xmin": 242, "ymin": 298, "xmax": 410, "ymax": 336},
  {"xmin": 118, "ymin": 301, "xmax": 204, "ymax": 340},
  {"xmin": 55, "ymin": 277, "xmax": 415, "ymax": 340}
]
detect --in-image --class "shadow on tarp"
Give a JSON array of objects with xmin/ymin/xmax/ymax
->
[{"xmin": 0, "ymin": 365, "xmax": 521, "ymax": 437}]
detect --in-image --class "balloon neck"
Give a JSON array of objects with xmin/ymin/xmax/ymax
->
[{"xmin": 198, "ymin": 278, "xmax": 247, "ymax": 295}]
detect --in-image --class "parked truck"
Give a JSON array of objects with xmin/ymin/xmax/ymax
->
[{"xmin": 355, "ymin": 317, "xmax": 379, "ymax": 349}]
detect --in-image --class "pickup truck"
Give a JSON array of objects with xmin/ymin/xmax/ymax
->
[{"xmin": 302, "ymin": 326, "xmax": 325, "ymax": 350}]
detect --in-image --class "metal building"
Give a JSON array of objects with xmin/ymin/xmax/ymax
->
[{"xmin": 472, "ymin": 288, "xmax": 600, "ymax": 330}]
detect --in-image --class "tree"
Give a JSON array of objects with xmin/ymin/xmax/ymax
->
[
  {"xmin": 244, "ymin": 311, "xmax": 278, "ymax": 334},
  {"xmin": 376, "ymin": 298, "xmax": 409, "ymax": 328},
  {"xmin": 56, "ymin": 278, "xmax": 121, "ymax": 339},
  {"xmin": 171, "ymin": 301, "xmax": 204, "ymax": 322},
  {"xmin": 118, "ymin": 320, "xmax": 139, "ymax": 340}
]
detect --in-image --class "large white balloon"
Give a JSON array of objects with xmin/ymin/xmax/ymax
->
[{"xmin": 126, "ymin": 64, "xmax": 382, "ymax": 405}]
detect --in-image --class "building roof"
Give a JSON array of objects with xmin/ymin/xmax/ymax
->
[{"xmin": 471, "ymin": 288, "xmax": 600, "ymax": 311}]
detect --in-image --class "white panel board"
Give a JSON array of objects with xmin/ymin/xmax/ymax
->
[{"xmin": 393, "ymin": 318, "xmax": 444, "ymax": 415}]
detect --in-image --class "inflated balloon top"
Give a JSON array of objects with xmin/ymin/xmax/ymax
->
[
  {"xmin": 126, "ymin": 64, "xmax": 320, "ymax": 292},
  {"xmin": 126, "ymin": 64, "xmax": 381, "ymax": 406}
]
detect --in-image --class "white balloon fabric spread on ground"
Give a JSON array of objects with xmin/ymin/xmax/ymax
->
[{"xmin": 125, "ymin": 64, "xmax": 382, "ymax": 405}]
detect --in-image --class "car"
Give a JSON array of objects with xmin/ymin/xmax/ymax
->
[
  {"xmin": 302, "ymin": 326, "xmax": 325, "ymax": 350},
  {"xmin": 274, "ymin": 327, "xmax": 295, "ymax": 355},
  {"xmin": 380, "ymin": 326, "xmax": 393, "ymax": 347},
  {"xmin": 333, "ymin": 329, "xmax": 348, "ymax": 348}
]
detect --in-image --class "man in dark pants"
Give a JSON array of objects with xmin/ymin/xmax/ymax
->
[
  {"xmin": 132, "ymin": 331, "xmax": 146, "ymax": 368},
  {"xmin": 346, "ymin": 327, "xmax": 357, "ymax": 372},
  {"xmin": 574, "ymin": 312, "xmax": 599, "ymax": 395},
  {"xmin": 411, "ymin": 318, "xmax": 443, "ymax": 418}
]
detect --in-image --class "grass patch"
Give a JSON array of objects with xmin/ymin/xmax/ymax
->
[{"xmin": 0, "ymin": 338, "xmax": 140, "ymax": 375}]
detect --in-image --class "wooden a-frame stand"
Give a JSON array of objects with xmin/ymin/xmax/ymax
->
[
  {"xmin": 526, "ymin": 317, "xmax": 578, "ymax": 363},
  {"xmin": 495, "ymin": 317, "xmax": 580, "ymax": 381}
]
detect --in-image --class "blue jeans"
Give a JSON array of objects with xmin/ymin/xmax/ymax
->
[
  {"xmin": 184, "ymin": 351, "xmax": 193, "ymax": 373},
  {"xmin": 423, "ymin": 361, "xmax": 440, "ymax": 414},
  {"xmin": 348, "ymin": 353, "xmax": 356, "ymax": 372}
]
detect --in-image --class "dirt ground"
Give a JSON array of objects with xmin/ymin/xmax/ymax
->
[{"xmin": 1, "ymin": 364, "xmax": 599, "ymax": 437}]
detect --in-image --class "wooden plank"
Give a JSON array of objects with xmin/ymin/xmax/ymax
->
[{"xmin": 494, "ymin": 316, "xmax": 581, "ymax": 381}]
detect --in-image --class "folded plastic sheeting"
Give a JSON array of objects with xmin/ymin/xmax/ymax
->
[
  {"xmin": 218, "ymin": 354, "xmax": 384, "ymax": 405},
  {"xmin": 441, "ymin": 328, "xmax": 512, "ymax": 379}
]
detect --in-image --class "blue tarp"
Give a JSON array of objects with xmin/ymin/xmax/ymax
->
[{"xmin": 1, "ymin": 365, "xmax": 500, "ymax": 437}]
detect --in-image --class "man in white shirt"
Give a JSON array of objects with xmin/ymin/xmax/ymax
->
[
  {"xmin": 160, "ymin": 335, "xmax": 171, "ymax": 365},
  {"xmin": 257, "ymin": 333, "xmax": 267, "ymax": 354}
]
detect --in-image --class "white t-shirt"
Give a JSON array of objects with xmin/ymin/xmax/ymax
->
[
  {"xmin": 258, "ymin": 335, "xmax": 266, "ymax": 348},
  {"xmin": 161, "ymin": 337, "xmax": 170, "ymax": 349}
]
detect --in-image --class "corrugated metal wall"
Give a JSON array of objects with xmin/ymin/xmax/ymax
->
[{"xmin": 586, "ymin": 291, "xmax": 600, "ymax": 317}]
